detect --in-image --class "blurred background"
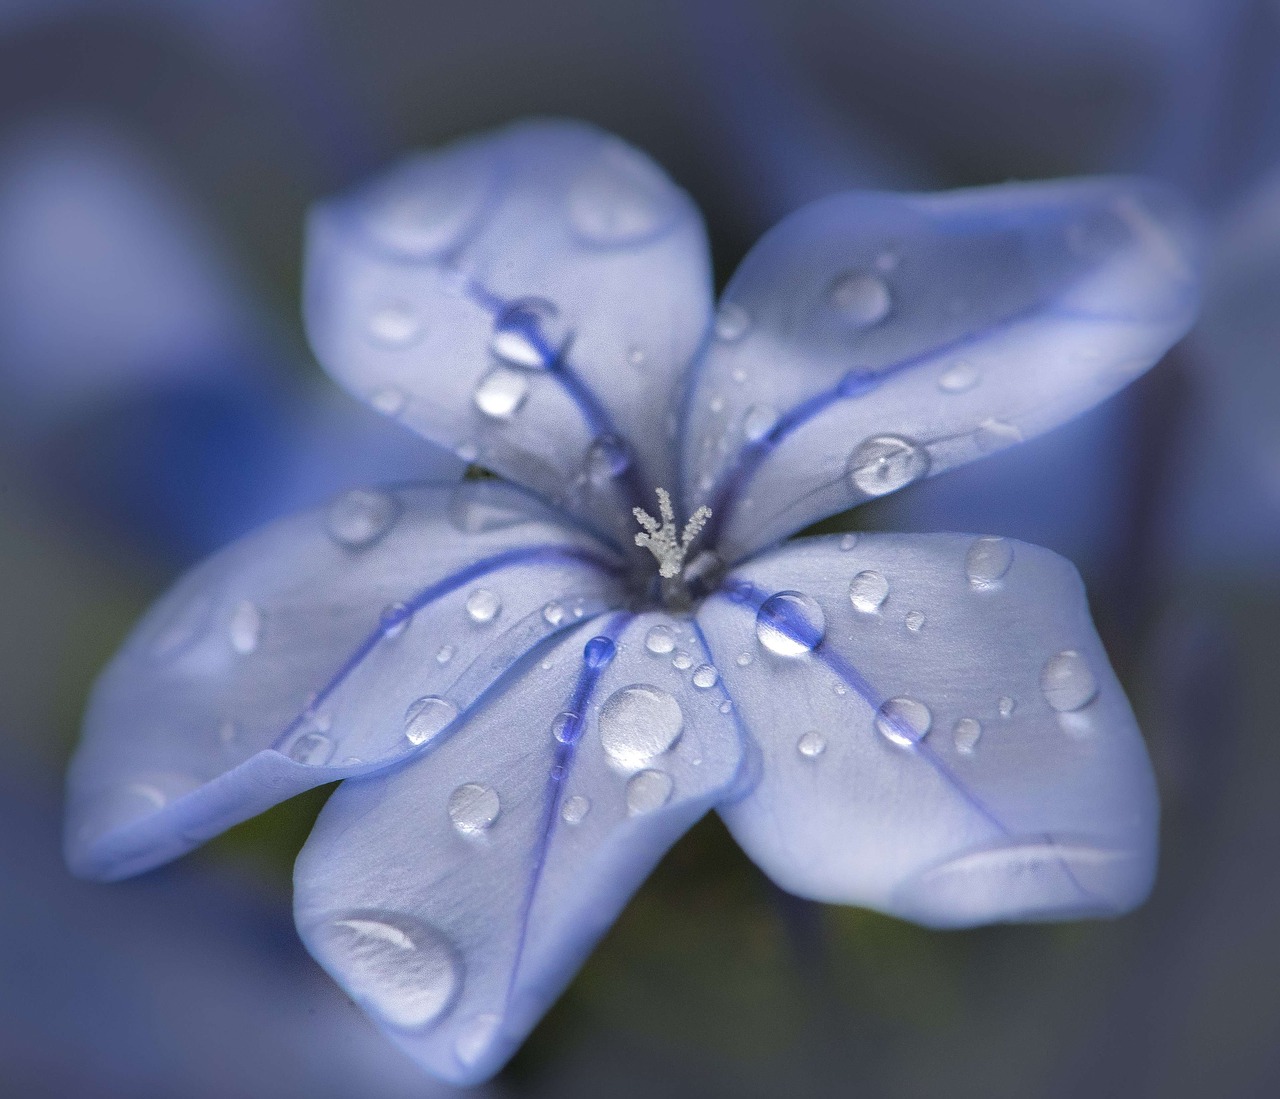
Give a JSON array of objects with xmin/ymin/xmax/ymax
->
[{"xmin": 1, "ymin": 1, "xmax": 1278, "ymax": 1096}]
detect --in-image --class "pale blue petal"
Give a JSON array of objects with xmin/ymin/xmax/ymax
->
[
  {"xmin": 682, "ymin": 178, "xmax": 1201, "ymax": 561},
  {"xmin": 305, "ymin": 118, "xmax": 713, "ymax": 551},
  {"xmin": 699, "ymin": 534, "xmax": 1157, "ymax": 927},
  {"xmin": 65, "ymin": 481, "xmax": 625, "ymax": 881},
  {"xmin": 294, "ymin": 613, "xmax": 743, "ymax": 1086}
]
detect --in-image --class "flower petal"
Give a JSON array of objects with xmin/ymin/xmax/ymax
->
[
  {"xmin": 65, "ymin": 481, "xmax": 624, "ymax": 881},
  {"xmin": 698, "ymin": 533, "xmax": 1157, "ymax": 927},
  {"xmin": 682, "ymin": 178, "xmax": 1201, "ymax": 560},
  {"xmin": 294, "ymin": 613, "xmax": 743, "ymax": 1085},
  {"xmin": 305, "ymin": 119, "xmax": 713, "ymax": 550}
]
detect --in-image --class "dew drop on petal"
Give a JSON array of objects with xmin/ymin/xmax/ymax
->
[
  {"xmin": 561, "ymin": 794, "xmax": 591, "ymax": 824},
  {"xmin": 848, "ymin": 436, "xmax": 929, "ymax": 496},
  {"xmin": 626, "ymin": 769, "xmax": 673, "ymax": 815},
  {"xmin": 436, "ymin": 645, "xmax": 454, "ymax": 665},
  {"xmin": 953, "ymin": 717, "xmax": 982, "ymax": 754},
  {"xmin": 692, "ymin": 664, "xmax": 718, "ymax": 689},
  {"xmin": 585, "ymin": 435, "xmax": 630, "ymax": 485},
  {"xmin": 370, "ymin": 387, "xmax": 408, "ymax": 416},
  {"xmin": 742, "ymin": 405, "xmax": 779, "ymax": 442},
  {"xmin": 328, "ymin": 488, "xmax": 399, "ymax": 549},
  {"xmin": 473, "ymin": 366, "xmax": 529, "ymax": 419},
  {"xmin": 735, "ymin": 651, "xmax": 753, "ymax": 667},
  {"xmin": 599, "ymin": 685, "xmax": 683, "ymax": 767},
  {"xmin": 489, "ymin": 300, "xmax": 562, "ymax": 368},
  {"xmin": 644, "ymin": 624, "xmax": 675, "ymax": 654},
  {"xmin": 672, "ymin": 650, "xmax": 693, "ymax": 671},
  {"xmin": 714, "ymin": 302, "xmax": 751, "ymax": 342},
  {"xmin": 755, "ymin": 591, "xmax": 826, "ymax": 656},
  {"xmin": 550, "ymin": 712, "xmax": 580, "ymax": 745},
  {"xmin": 568, "ymin": 141, "xmax": 675, "ymax": 245},
  {"xmin": 543, "ymin": 602, "xmax": 565, "ymax": 626},
  {"xmin": 314, "ymin": 913, "xmax": 458, "ymax": 1030},
  {"xmin": 583, "ymin": 635, "xmax": 617, "ymax": 669},
  {"xmin": 404, "ymin": 696, "xmax": 458, "ymax": 745},
  {"xmin": 447, "ymin": 783, "xmax": 501, "ymax": 836},
  {"xmin": 839, "ymin": 533, "xmax": 858, "ymax": 551},
  {"xmin": 367, "ymin": 302, "xmax": 420, "ymax": 346},
  {"xmin": 938, "ymin": 360, "xmax": 980, "ymax": 393},
  {"xmin": 228, "ymin": 601, "xmax": 261, "ymax": 655},
  {"xmin": 718, "ymin": 700, "xmax": 733, "ymax": 714},
  {"xmin": 797, "ymin": 731, "xmax": 826, "ymax": 758},
  {"xmin": 829, "ymin": 271, "xmax": 892, "ymax": 326},
  {"xmin": 465, "ymin": 588, "xmax": 501, "ymax": 624},
  {"xmin": 848, "ymin": 570, "xmax": 889, "ymax": 614},
  {"xmin": 288, "ymin": 730, "xmax": 334, "ymax": 766},
  {"xmin": 999, "ymin": 695, "xmax": 1016, "ymax": 718},
  {"xmin": 1040, "ymin": 651, "xmax": 1098, "ymax": 712},
  {"xmin": 874, "ymin": 697, "xmax": 932, "ymax": 748},
  {"xmin": 905, "ymin": 610, "xmax": 926, "ymax": 632},
  {"xmin": 380, "ymin": 602, "xmax": 411, "ymax": 638},
  {"xmin": 965, "ymin": 537, "xmax": 1014, "ymax": 586}
]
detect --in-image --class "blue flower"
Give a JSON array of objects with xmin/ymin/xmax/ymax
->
[{"xmin": 64, "ymin": 119, "xmax": 1201, "ymax": 1085}]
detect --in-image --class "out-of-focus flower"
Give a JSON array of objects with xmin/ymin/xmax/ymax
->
[{"xmin": 65, "ymin": 119, "xmax": 1198, "ymax": 1084}]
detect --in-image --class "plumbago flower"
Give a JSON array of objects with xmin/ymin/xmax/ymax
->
[{"xmin": 64, "ymin": 120, "xmax": 1199, "ymax": 1084}]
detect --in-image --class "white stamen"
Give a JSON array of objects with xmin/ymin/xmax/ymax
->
[{"xmin": 633, "ymin": 488, "xmax": 711, "ymax": 579}]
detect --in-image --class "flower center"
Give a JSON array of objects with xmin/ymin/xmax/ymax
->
[{"xmin": 631, "ymin": 488, "xmax": 720, "ymax": 609}]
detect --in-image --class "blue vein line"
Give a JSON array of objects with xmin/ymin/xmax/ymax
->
[
  {"xmin": 712, "ymin": 580, "xmax": 1102, "ymax": 905},
  {"xmin": 269, "ymin": 545, "xmax": 621, "ymax": 753},
  {"xmin": 504, "ymin": 609, "xmax": 634, "ymax": 1008}
]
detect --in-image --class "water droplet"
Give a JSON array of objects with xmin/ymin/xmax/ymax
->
[
  {"xmin": 489, "ymin": 299, "xmax": 563, "ymax": 368},
  {"xmin": 465, "ymin": 588, "xmax": 501, "ymax": 624},
  {"xmin": 328, "ymin": 488, "xmax": 399, "ymax": 549},
  {"xmin": 626, "ymin": 769, "xmax": 673, "ymax": 815},
  {"xmin": 731, "ymin": 367, "xmax": 747, "ymax": 384},
  {"xmin": 456, "ymin": 441, "xmax": 479, "ymax": 463},
  {"xmin": 836, "ymin": 369, "xmax": 881, "ymax": 398},
  {"xmin": 380, "ymin": 602, "xmax": 411, "ymax": 637},
  {"xmin": 644, "ymin": 624, "xmax": 675, "ymax": 654},
  {"xmin": 875, "ymin": 697, "xmax": 932, "ymax": 748},
  {"xmin": 368, "ymin": 302, "xmax": 420, "ymax": 346},
  {"xmin": 568, "ymin": 140, "xmax": 676, "ymax": 244},
  {"xmin": 998, "ymin": 696, "xmax": 1016, "ymax": 718},
  {"xmin": 735, "ymin": 651, "xmax": 753, "ymax": 667},
  {"xmin": 953, "ymin": 717, "xmax": 982, "ymax": 754},
  {"xmin": 849, "ymin": 570, "xmax": 889, "ymax": 614},
  {"xmin": 718, "ymin": 700, "xmax": 732, "ymax": 714},
  {"xmin": 755, "ymin": 591, "xmax": 826, "ymax": 656},
  {"xmin": 742, "ymin": 405, "xmax": 779, "ymax": 442},
  {"xmin": 1040, "ymin": 651, "xmax": 1098, "ymax": 712},
  {"xmin": 599, "ymin": 684, "xmax": 683, "ymax": 767},
  {"xmin": 584, "ymin": 635, "xmax": 617, "ymax": 669},
  {"xmin": 975, "ymin": 418, "xmax": 1023, "ymax": 453},
  {"xmin": 797, "ymin": 731, "xmax": 826, "ymax": 758},
  {"xmin": 289, "ymin": 730, "xmax": 334, "ymax": 766},
  {"xmin": 314, "ymin": 913, "xmax": 458, "ymax": 1030},
  {"xmin": 561, "ymin": 794, "xmax": 591, "ymax": 824},
  {"xmin": 839, "ymin": 533, "xmax": 858, "ymax": 551},
  {"xmin": 938, "ymin": 360, "xmax": 980, "ymax": 393},
  {"xmin": 404, "ymin": 696, "xmax": 458, "ymax": 745},
  {"xmin": 905, "ymin": 610, "xmax": 926, "ymax": 632},
  {"xmin": 965, "ymin": 537, "xmax": 1014, "ymax": 586},
  {"xmin": 473, "ymin": 366, "xmax": 529, "ymax": 419},
  {"xmin": 448, "ymin": 783, "xmax": 500, "ymax": 836},
  {"xmin": 550, "ymin": 711, "xmax": 580, "ymax": 745},
  {"xmin": 672, "ymin": 650, "xmax": 693, "ymax": 671},
  {"xmin": 848, "ymin": 436, "xmax": 930, "ymax": 496},
  {"xmin": 228, "ymin": 601, "xmax": 261, "ymax": 655},
  {"xmin": 370, "ymin": 387, "xmax": 408, "ymax": 416},
  {"xmin": 585, "ymin": 435, "xmax": 630, "ymax": 485},
  {"xmin": 436, "ymin": 645, "xmax": 455, "ymax": 665},
  {"xmin": 692, "ymin": 664, "xmax": 718, "ymax": 689},
  {"xmin": 543, "ymin": 602, "xmax": 565, "ymax": 626},
  {"xmin": 714, "ymin": 302, "xmax": 751, "ymax": 341},
  {"xmin": 627, "ymin": 345, "xmax": 646, "ymax": 367},
  {"xmin": 829, "ymin": 271, "xmax": 892, "ymax": 326}
]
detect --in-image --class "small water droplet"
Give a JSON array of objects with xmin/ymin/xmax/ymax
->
[
  {"xmin": 672, "ymin": 650, "xmax": 693, "ymax": 670},
  {"xmin": 839, "ymin": 533, "xmax": 858, "ymax": 551},
  {"xmin": 585, "ymin": 435, "xmax": 630, "ymax": 485},
  {"xmin": 645, "ymin": 624, "xmax": 675, "ymax": 654},
  {"xmin": 849, "ymin": 570, "xmax": 889, "ymax": 614},
  {"xmin": 755, "ymin": 591, "xmax": 826, "ymax": 656},
  {"xmin": 368, "ymin": 302, "xmax": 420, "ymax": 346},
  {"xmin": 998, "ymin": 696, "xmax": 1016, "ymax": 718},
  {"xmin": 953, "ymin": 717, "xmax": 982, "ymax": 753},
  {"xmin": 473, "ymin": 366, "xmax": 529, "ymax": 419},
  {"xmin": 742, "ymin": 405, "xmax": 778, "ymax": 442},
  {"xmin": 1040, "ymin": 651, "xmax": 1098, "ymax": 712},
  {"xmin": 370, "ymin": 387, "xmax": 408, "ymax": 416},
  {"xmin": 626, "ymin": 769, "xmax": 673, "ymax": 815},
  {"xmin": 714, "ymin": 302, "xmax": 751, "ymax": 341},
  {"xmin": 404, "ymin": 696, "xmax": 458, "ymax": 745},
  {"xmin": 454, "ymin": 1013, "xmax": 501, "ymax": 1068},
  {"xmin": 905, "ymin": 610, "xmax": 925, "ymax": 632},
  {"xmin": 380, "ymin": 602, "xmax": 411, "ymax": 637},
  {"xmin": 289, "ymin": 730, "xmax": 334, "ymax": 766},
  {"xmin": 328, "ymin": 488, "xmax": 399, "ymax": 549},
  {"xmin": 718, "ymin": 700, "xmax": 733, "ymax": 714},
  {"xmin": 465, "ymin": 589, "xmax": 501, "ymax": 624},
  {"xmin": 797, "ymin": 731, "xmax": 827, "ymax": 758},
  {"xmin": 975, "ymin": 418, "xmax": 1023, "ymax": 453},
  {"xmin": 731, "ymin": 366, "xmax": 747, "ymax": 384},
  {"xmin": 599, "ymin": 684, "xmax": 683, "ymax": 767},
  {"xmin": 735, "ymin": 651, "xmax": 753, "ymax": 667},
  {"xmin": 543, "ymin": 602, "xmax": 565, "ymax": 626},
  {"xmin": 228, "ymin": 601, "xmax": 261, "ymax": 655},
  {"xmin": 938, "ymin": 360, "xmax": 980, "ymax": 393},
  {"xmin": 829, "ymin": 271, "xmax": 892, "ymax": 326},
  {"xmin": 627, "ymin": 345, "xmax": 646, "ymax": 368},
  {"xmin": 584, "ymin": 635, "xmax": 617, "ymax": 669},
  {"xmin": 692, "ymin": 664, "xmax": 718, "ymax": 689},
  {"xmin": 436, "ymin": 645, "xmax": 454, "ymax": 665},
  {"xmin": 875, "ymin": 697, "xmax": 932, "ymax": 748},
  {"xmin": 448, "ymin": 783, "xmax": 500, "ymax": 836},
  {"xmin": 489, "ymin": 300, "xmax": 562, "ymax": 368},
  {"xmin": 550, "ymin": 711, "xmax": 580, "ymax": 745},
  {"xmin": 848, "ymin": 436, "xmax": 930, "ymax": 496},
  {"xmin": 561, "ymin": 794, "xmax": 591, "ymax": 824},
  {"xmin": 456, "ymin": 441, "xmax": 479, "ymax": 463},
  {"xmin": 965, "ymin": 537, "xmax": 1014, "ymax": 586}
]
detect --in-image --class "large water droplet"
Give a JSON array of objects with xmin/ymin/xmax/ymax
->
[
  {"xmin": 448, "ymin": 783, "xmax": 501, "ymax": 836},
  {"xmin": 561, "ymin": 794, "xmax": 591, "ymax": 824},
  {"xmin": 692, "ymin": 664, "xmax": 718, "ymax": 689},
  {"xmin": 829, "ymin": 271, "xmax": 892, "ymax": 327},
  {"xmin": 848, "ymin": 436, "xmax": 930, "ymax": 496},
  {"xmin": 965, "ymin": 537, "xmax": 1014, "ymax": 586},
  {"xmin": 742, "ymin": 405, "xmax": 779, "ymax": 442},
  {"xmin": 404, "ymin": 696, "xmax": 458, "ymax": 745},
  {"xmin": 953, "ymin": 717, "xmax": 982, "ymax": 754},
  {"xmin": 314, "ymin": 913, "xmax": 458, "ymax": 1030},
  {"xmin": 755, "ymin": 591, "xmax": 826, "ymax": 656},
  {"xmin": 473, "ymin": 366, "xmax": 529, "ymax": 419},
  {"xmin": 875, "ymin": 697, "xmax": 932, "ymax": 748},
  {"xmin": 644, "ymin": 624, "xmax": 675, "ymax": 654},
  {"xmin": 938, "ymin": 360, "xmax": 980, "ymax": 393},
  {"xmin": 368, "ymin": 302, "xmax": 420, "ymax": 346},
  {"xmin": 1040, "ymin": 651, "xmax": 1098, "ymax": 712},
  {"xmin": 328, "ymin": 488, "xmax": 399, "ymax": 549},
  {"xmin": 465, "ymin": 589, "xmax": 501, "ymax": 624},
  {"xmin": 228, "ymin": 601, "xmax": 261, "ymax": 655},
  {"xmin": 849, "ymin": 570, "xmax": 889, "ymax": 614},
  {"xmin": 714, "ymin": 302, "xmax": 751, "ymax": 342},
  {"xmin": 599, "ymin": 684, "xmax": 683, "ymax": 768},
  {"xmin": 568, "ymin": 140, "xmax": 676, "ymax": 244},
  {"xmin": 797, "ymin": 731, "xmax": 826, "ymax": 758},
  {"xmin": 626, "ymin": 769, "xmax": 673, "ymax": 815}
]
